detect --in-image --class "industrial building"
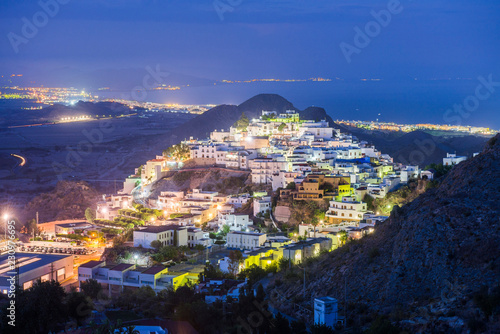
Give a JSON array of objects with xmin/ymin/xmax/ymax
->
[{"xmin": 0, "ymin": 252, "xmax": 74, "ymax": 293}]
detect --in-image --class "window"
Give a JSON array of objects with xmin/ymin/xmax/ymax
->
[{"xmin": 23, "ymin": 280, "xmax": 33, "ymax": 290}]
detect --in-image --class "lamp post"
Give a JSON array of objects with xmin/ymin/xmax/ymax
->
[{"xmin": 134, "ymin": 254, "xmax": 138, "ymax": 266}]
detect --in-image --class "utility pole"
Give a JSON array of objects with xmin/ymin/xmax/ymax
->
[
  {"xmin": 344, "ymin": 274, "xmax": 347, "ymax": 329},
  {"xmin": 303, "ymin": 265, "xmax": 306, "ymax": 297}
]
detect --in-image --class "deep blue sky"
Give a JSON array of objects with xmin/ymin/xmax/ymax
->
[{"xmin": 1, "ymin": 0, "xmax": 499, "ymax": 127}]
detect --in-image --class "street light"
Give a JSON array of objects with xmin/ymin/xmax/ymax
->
[{"xmin": 134, "ymin": 254, "xmax": 138, "ymax": 266}]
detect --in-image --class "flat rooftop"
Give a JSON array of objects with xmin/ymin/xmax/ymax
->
[
  {"xmin": 56, "ymin": 222, "xmax": 92, "ymax": 228},
  {"xmin": 228, "ymin": 231, "xmax": 264, "ymax": 236},
  {"xmin": 79, "ymin": 260, "xmax": 105, "ymax": 269},
  {"xmin": 110, "ymin": 263, "xmax": 135, "ymax": 272},
  {"xmin": 0, "ymin": 252, "xmax": 73, "ymax": 279},
  {"xmin": 137, "ymin": 225, "xmax": 186, "ymax": 233},
  {"xmin": 141, "ymin": 266, "xmax": 167, "ymax": 275}
]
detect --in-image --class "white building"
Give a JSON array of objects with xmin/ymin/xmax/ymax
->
[
  {"xmin": 253, "ymin": 196, "xmax": 272, "ymax": 217},
  {"xmin": 298, "ymin": 120, "xmax": 334, "ymax": 139},
  {"xmin": 250, "ymin": 158, "xmax": 287, "ymax": 184},
  {"xmin": 421, "ymin": 170, "xmax": 434, "ymax": 180},
  {"xmin": 1, "ymin": 253, "xmax": 74, "ymax": 292},
  {"xmin": 77, "ymin": 261, "xmax": 191, "ymax": 292},
  {"xmin": 271, "ymin": 171, "xmax": 301, "ymax": 191},
  {"xmin": 210, "ymin": 129, "xmax": 231, "ymax": 142},
  {"xmin": 157, "ymin": 191, "xmax": 184, "ymax": 211},
  {"xmin": 314, "ymin": 297, "xmax": 340, "ymax": 328},
  {"xmin": 326, "ymin": 197, "xmax": 367, "ymax": 223},
  {"xmin": 227, "ymin": 193, "xmax": 251, "ymax": 208},
  {"xmin": 226, "ymin": 231, "xmax": 267, "ymax": 250},
  {"xmin": 133, "ymin": 225, "xmax": 188, "ymax": 249},
  {"xmin": 400, "ymin": 165, "xmax": 420, "ymax": 183},
  {"xmin": 187, "ymin": 227, "xmax": 211, "ymax": 248},
  {"xmin": 443, "ymin": 153, "xmax": 467, "ymax": 166},
  {"xmin": 219, "ymin": 214, "xmax": 252, "ymax": 232},
  {"xmin": 143, "ymin": 158, "xmax": 167, "ymax": 184}
]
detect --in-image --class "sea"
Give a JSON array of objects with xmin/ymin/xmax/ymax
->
[{"xmin": 2, "ymin": 79, "xmax": 499, "ymax": 129}]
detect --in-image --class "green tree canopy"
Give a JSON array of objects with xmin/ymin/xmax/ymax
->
[
  {"xmin": 85, "ymin": 207, "xmax": 95, "ymax": 223},
  {"xmin": 80, "ymin": 278, "xmax": 102, "ymax": 299},
  {"xmin": 234, "ymin": 112, "xmax": 250, "ymax": 131}
]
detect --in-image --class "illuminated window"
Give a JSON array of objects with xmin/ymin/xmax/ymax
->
[{"xmin": 23, "ymin": 281, "xmax": 33, "ymax": 290}]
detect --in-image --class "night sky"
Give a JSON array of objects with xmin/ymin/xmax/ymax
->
[{"xmin": 1, "ymin": 0, "xmax": 499, "ymax": 126}]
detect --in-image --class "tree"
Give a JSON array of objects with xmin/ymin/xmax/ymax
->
[
  {"xmin": 291, "ymin": 320, "xmax": 308, "ymax": 334},
  {"xmin": 310, "ymin": 323, "xmax": 336, "ymax": 334},
  {"xmin": 286, "ymin": 182, "xmax": 296, "ymax": 189},
  {"xmin": 80, "ymin": 278, "xmax": 102, "ymax": 299},
  {"xmin": 164, "ymin": 143, "xmax": 191, "ymax": 161},
  {"xmin": 10, "ymin": 280, "xmax": 67, "ymax": 333},
  {"xmin": 228, "ymin": 250, "xmax": 243, "ymax": 278},
  {"xmin": 256, "ymin": 283, "xmax": 265, "ymax": 302},
  {"xmin": 338, "ymin": 230, "xmax": 348, "ymax": 245},
  {"xmin": 25, "ymin": 218, "xmax": 37, "ymax": 237},
  {"xmin": 278, "ymin": 122, "xmax": 287, "ymax": 132},
  {"xmin": 150, "ymin": 240, "xmax": 163, "ymax": 251},
  {"xmin": 311, "ymin": 209, "xmax": 326, "ymax": 238},
  {"xmin": 270, "ymin": 313, "xmax": 291, "ymax": 334},
  {"xmin": 85, "ymin": 207, "xmax": 95, "ymax": 223},
  {"xmin": 65, "ymin": 291, "xmax": 93, "ymax": 326},
  {"xmin": 220, "ymin": 224, "xmax": 231, "ymax": 236},
  {"xmin": 234, "ymin": 112, "xmax": 250, "ymax": 131}
]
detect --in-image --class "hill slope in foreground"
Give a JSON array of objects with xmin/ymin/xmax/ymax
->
[{"xmin": 270, "ymin": 135, "xmax": 500, "ymax": 332}]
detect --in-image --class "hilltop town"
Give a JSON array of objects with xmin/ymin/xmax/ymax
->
[{"xmin": 1, "ymin": 108, "xmax": 490, "ymax": 333}]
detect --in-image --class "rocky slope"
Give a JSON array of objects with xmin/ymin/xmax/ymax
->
[
  {"xmin": 24, "ymin": 181, "xmax": 100, "ymax": 223},
  {"xmin": 164, "ymin": 94, "xmax": 335, "ymax": 145},
  {"xmin": 149, "ymin": 169, "xmax": 252, "ymax": 197},
  {"xmin": 270, "ymin": 134, "xmax": 500, "ymax": 332}
]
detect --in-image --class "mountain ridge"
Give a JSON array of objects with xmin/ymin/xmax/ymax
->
[{"xmin": 164, "ymin": 94, "xmax": 335, "ymax": 145}]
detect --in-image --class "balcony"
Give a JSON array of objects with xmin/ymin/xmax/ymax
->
[{"xmin": 94, "ymin": 273, "xmax": 108, "ymax": 280}]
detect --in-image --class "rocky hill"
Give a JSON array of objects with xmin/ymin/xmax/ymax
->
[
  {"xmin": 164, "ymin": 94, "xmax": 335, "ymax": 145},
  {"xmin": 270, "ymin": 134, "xmax": 500, "ymax": 332},
  {"xmin": 24, "ymin": 181, "xmax": 101, "ymax": 223},
  {"xmin": 149, "ymin": 168, "xmax": 252, "ymax": 197},
  {"xmin": 336, "ymin": 125, "xmax": 491, "ymax": 167}
]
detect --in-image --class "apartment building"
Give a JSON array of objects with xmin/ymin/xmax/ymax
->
[
  {"xmin": 226, "ymin": 231, "xmax": 267, "ymax": 250},
  {"xmin": 133, "ymin": 225, "xmax": 188, "ymax": 249},
  {"xmin": 326, "ymin": 196, "xmax": 368, "ymax": 224},
  {"xmin": 250, "ymin": 158, "xmax": 287, "ymax": 184}
]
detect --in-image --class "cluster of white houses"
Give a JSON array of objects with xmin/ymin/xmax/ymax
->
[{"xmin": 89, "ymin": 109, "xmax": 476, "ymax": 289}]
